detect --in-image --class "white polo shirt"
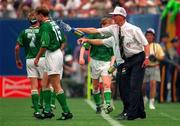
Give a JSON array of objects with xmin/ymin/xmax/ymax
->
[
  {"xmin": 97, "ymin": 21, "xmax": 148, "ymax": 58},
  {"xmin": 101, "ymin": 36, "xmax": 124, "ymax": 64}
]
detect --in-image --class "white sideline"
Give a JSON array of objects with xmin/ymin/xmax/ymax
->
[
  {"xmin": 85, "ymin": 99, "xmax": 123, "ymax": 126},
  {"xmin": 160, "ymin": 112, "xmax": 180, "ymax": 121}
]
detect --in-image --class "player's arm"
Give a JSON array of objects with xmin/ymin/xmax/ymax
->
[
  {"xmin": 15, "ymin": 31, "xmax": 25, "ymax": 69},
  {"xmin": 79, "ymin": 46, "xmax": 86, "ymax": 65},
  {"xmin": 15, "ymin": 43, "xmax": 23, "ymax": 69},
  {"xmin": 60, "ymin": 32, "xmax": 66, "ymax": 50},
  {"xmin": 76, "ymin": 28, "xmax": 99, "ymax": 34},
  {"xmin": 34, "ymin": 27, "xmax": 49, "ymax": 66},
  {"xmin": 110, "ymin": 56, "xmax": 116, "ymax": 66},
  {"xmin": 34, "ymin": 48, "xmax": 46, "ymax": 66},
  {"xmin": 78, "ymin": 38, "xmax": 104, "ymax": 45}
]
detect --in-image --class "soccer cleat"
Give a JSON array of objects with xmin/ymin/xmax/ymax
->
[
  {"xmin": 51, "ymin": 104, "xmax": 56, "ymax": 110},
  {"xmin": 57, "ymin": 112, "xmax": 73, "ymax": 120},
  {"xmin": 96, "ymin": 106, "xmax": 102, "ymax": 114},
  {"xmin": 33, "ymin": 112, "xmax": 44, "ymax": 119},
  {"xmin": 104, "ymin": 105, "xmax": 113, "ymax": 114},
  {"xmin": 42, "ymin": 111, "xmax": 55, "ymax": 119}
]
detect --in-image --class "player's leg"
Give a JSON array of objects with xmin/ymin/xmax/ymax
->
[
  {"xmin": 46, "ymin": 49, "xmax": 72, "ymax": 120},
  {"xmin": 39, "ymin": 72, "xmax": 56, "ymax": 119},
  {"xmin": 90, "ymin": 59, "xmax": 103, "ymax": 113},
  {"xmin": 30, "ymin": 77, "xmax": 39, "ymax": 114},
  {"xmin": 101, "ymin": 61, "xmax": 113, "ymax": 114},
  {"xmin": 49, "ymin": 74, "xmax": 73, "ymax": 120},
  {"xmin": 26, "ymin": 58, "xmax": 43, "ymax": 119},
  {"xmin": 92, "ymin": 79, "xmax": 102, "ymax": 113},
  {"xmin": 102, "ymin": 75, "xmax": 113, "ymax": 114},
  {"xmin": 50, "ymin": 86, "xmax": 56, "ymax": 109}
]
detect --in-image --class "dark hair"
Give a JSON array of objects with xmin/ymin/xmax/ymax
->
[{"xmin": 35, "ymin": 6, "xmax": 49, "ymax": 17}]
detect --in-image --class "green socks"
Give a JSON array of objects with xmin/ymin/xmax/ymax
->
[
  {"xmin": 104, "ymin": 90, "xmax": 111, "ymax": 105},
  {"xmin": 39, "ymin": 88, "xmax": 43, "ymax": 107},
  {"xmin": 43, "ymin": 89, "xmax": 51, "ymax": 113},
  {"xmin": 56, "ymin": 92, "xmax": 70, "ymax": 113},
  {"xmin": 51, "ymin": 91, "xmax": 56, "ymax": 108},
  {"xmin": 31, "ymin": 90, "xmax": 39, "ymax": 113},
  {"xmin": 93, "ymin": 90, "xmax": 101, "ymax": 106}
]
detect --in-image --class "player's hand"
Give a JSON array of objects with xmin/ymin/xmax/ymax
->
[
  {"xmin": 77, "ymin": 38, "xmax": 88, "ymax": 44},
  {"xmin": 142, "ymin": 58, "xmax": 150, "ymax": 68},
  {"xmin": 34, "ymin": 58, "xmax": 39, "ymax": 67},
  {"xmin": 16, "ymin": 60, "xmax": 23, "ymax": 69},
  {"xmin": 79, "ymin": 58, "xmax": 85, "ymax": 65}
]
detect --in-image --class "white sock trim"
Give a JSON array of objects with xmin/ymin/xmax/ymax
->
[
  {"xmin": 93, "ymin": 89, "xmax": 100, "ymax": 94},
  {"xmin": 104, "ymin": 89, "xmax": 111, "ymax": 93},
  {"xmin": 31, "ymin": 90, "xmax": 38, "ymax": 94},
  {"xmin": 56, "ymin": 90, "xmax": 64, "ymax": 95}
]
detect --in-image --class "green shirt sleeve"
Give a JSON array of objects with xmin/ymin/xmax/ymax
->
[{"xmin": 17, "ymin": 31, "xmax": 25, "ymax": 47}]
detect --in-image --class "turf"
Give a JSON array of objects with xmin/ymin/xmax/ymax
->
[{"xmin": 0, "ymin": 98, "xmax": 180, "ymax": 126}]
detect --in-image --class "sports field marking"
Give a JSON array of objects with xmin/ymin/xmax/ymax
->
[
  {"xmin": 85, "ymin": 99, "xmax": 123, "ymax": 126},
  {"xmin": 159, "ymin": 112, "xmax": 180, "ymax": 121}
]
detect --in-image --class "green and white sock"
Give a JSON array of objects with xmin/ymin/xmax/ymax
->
[
  {"xmin": 104, "ymin": 89, "xmax": 111, "ymax": 105},
  {"xmin": 56, "ymin": 91, "xmax": 70, "ymax": 113},
  {"xmin": 43, "ymin": 89, "xmax": 51, "ymax": 113},
  {"xmin": 31, "ymin": 90, "xmax": 39, "ymax": 113},
  {"xmin": 93, "ymin": 90, "xmax": 101, "ymax": 107}
]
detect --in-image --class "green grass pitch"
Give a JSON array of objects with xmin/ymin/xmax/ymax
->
[{"xmin": 0, "ymin": 98, "xmax": 180, "ymax": 126}]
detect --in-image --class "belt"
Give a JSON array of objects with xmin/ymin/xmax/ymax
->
[{"xmin": 147, "ymin": 64, "xmax": 159, "ymax": 68}]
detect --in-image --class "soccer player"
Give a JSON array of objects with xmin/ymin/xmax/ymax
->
[
  {"xmin": 79, "ymin": 17, "xmax": 115, "ymax": 114},
  {"xmin": 15, "ymin": 11, "xmax": 45, "ymax": 119},
  {"xmin": 34, "ymin": 6, "xmax": 73, "ymax": 120}
]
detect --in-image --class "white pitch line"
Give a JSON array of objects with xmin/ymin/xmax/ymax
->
[
  {"xmin": 85, "ymin": 99, "xmax": 123, "ymax": 126},
  {"xmin": 159, "ymin": 112, "xmax": 180, "ymax": 121}
]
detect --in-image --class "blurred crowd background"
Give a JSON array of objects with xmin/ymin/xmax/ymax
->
[{"xmin": 0, "ymin": 0, "xmax": 168, "ymax": 19}]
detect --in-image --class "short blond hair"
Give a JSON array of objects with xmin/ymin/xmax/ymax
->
[
  {"xmin": 27, "ymin": 11, "xmax": 36, "ymax": 21},
  {"xmin": 100, "ymin": 17, "xmax": 113, "ymax": 26}
]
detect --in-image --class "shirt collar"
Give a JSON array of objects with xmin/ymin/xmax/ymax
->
[{"xmin": 120, "ymin": 21, "xmax": 128, "ymax": 30}]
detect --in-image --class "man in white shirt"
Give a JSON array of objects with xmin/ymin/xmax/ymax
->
[{"xmin": 77, "ymin": 6, "xmax": 150, "ymax": 120}]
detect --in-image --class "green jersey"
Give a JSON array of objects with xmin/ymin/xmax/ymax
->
[
  {"xmin": 39, "ymin": 20, "xmax": 66, "ymax": 51},
  {"xmin": 17, "ymin": 26, "xmax": 42, "ymax": 59},
  {"xmin": 83, "ymin": 34, "xmax": 114, "ymax": 61}
]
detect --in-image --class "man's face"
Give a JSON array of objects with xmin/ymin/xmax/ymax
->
[
  {"xmin": 112, "ymin": 14, "xmax": 125, "ymax": 24},
  {"xmin": 36, "ymin": 13, "xmax": 43, "ymax": 22},
  {"xmin": 145, "ymin": 33, "xmax": 154, "ymax": 43}
]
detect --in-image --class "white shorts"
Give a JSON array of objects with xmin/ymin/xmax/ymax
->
[
  {"xmin": 45, "ymin": 49, "xmax": 63, "ymax": 78},
  {"xmin": 90, "ymin": 58, "xmax": 111, "ymax": 79},
  {"xmin": 26, "ymin": 57, "xmax": 45, "ymax": 79}
]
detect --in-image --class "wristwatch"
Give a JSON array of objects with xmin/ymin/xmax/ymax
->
[{"xmin": 145, "ymin": 56, "xmax": 149, "ymax": 59}]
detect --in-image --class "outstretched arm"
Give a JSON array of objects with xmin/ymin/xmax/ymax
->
[
  {"xmin": 78, "ymin": 38, "xmax": 104, "ymax": 45},
  {"xmin": 76, "ymin": 28, "xmax": 99, "ymax": 34}
]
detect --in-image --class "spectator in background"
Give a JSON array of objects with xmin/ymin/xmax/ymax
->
[
  {"xmin": 63, "ymin": 54, "xmax": 85, "ymax": 97},
  {"xmin": 142, "ymin": 28, "xmax": 164, "ymax": 110},
  {"xmin": 0, "ymin": 0, "xmax": 17, "ymax": 18}
]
